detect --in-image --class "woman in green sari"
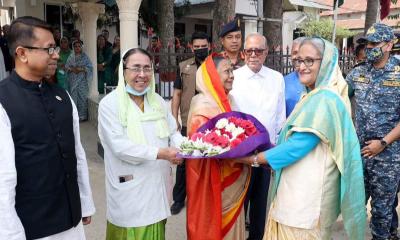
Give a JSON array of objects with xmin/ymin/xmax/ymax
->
[
  {"xmin": 56, "ymin": 37, "xmax": 71, "ymax": 89},
  {"xmin": 235, "ymin": 37, "xmax": 366, "ymax": 239},
  {"xmin": 97, "ymin": 34, "xmax": 113, "ymax": 94}
]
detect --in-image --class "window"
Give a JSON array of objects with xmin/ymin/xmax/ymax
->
[{"xmin": 44, "ymin": 3, "xmax": 74, "ymax": 39}]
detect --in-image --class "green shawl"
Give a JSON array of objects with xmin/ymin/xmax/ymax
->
[
  {"xmin": 269, "ymin": 38, "xmax": 366, "ymax": 239},
  {"xmin": 116, "ymin": 49, "xmax": 170, "ymax": 144}
]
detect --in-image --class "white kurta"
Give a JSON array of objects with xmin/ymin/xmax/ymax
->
[
  {"xmin": 0, "ymin": 97, "xmax": 96, "ymax": 240},
  {"xmin": 230, "ymin": 65, "xmax": 286, "ymax": 144},
  {"xmin": 98, "ymin": 91, "xmax": 183, "ymax": 228}
]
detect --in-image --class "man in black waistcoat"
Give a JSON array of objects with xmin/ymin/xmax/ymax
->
[{"xmin": 0, "ymin": 16, "xmax": 95, "ymax": 240}]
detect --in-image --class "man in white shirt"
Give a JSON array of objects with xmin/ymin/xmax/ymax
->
[
  {"xmin": 230, "ymin": 32, "xmax": 286, "ymax": 240},
  {"xmin": 0, "ymin": 16, "xmax": 95, "ymax": 240}
]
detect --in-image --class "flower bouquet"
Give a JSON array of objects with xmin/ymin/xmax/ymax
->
[{"xmin": 178, "ymin": 111, "xmax": 272, "ymax": 159}]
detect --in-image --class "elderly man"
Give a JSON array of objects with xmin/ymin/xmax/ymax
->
[
  {"xmin": 0, "ymin": 16, "xmax": 95, "ymax": 239},
  {"xmin": 220, "ymin": 18, "xmax": 245, "ymax": 70},
  {"xmin": 346, "ymin": 23, "xmax": 400, "ymax": 240},
  {"xmin": 283, "ymin": 37, "xmax": 305, "ymax": 117},
  {"xmin": 230, "ymin": 33, "xmax": 285, "ymax": 240}
]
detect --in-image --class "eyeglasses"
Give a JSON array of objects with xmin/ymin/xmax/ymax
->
[
  {"xmin": 124, "ymin": 66, "xmax": 153, "ymax": 74},
  {"xmin": 243, "ymin": 48, "xmax": 266, "ymax": 56},
  {"xmin": 292, "ymin": 58, "xmax": 322, "ymax": 67},
  {"xmin": 22, "ymin": 46, "xmax": 60, "ymax": 55}
]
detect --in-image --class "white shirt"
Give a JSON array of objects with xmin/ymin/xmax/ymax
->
[
  {"xmin": 230, "ymin": 65, "xmax": 286, "ymax": 144},
  {"xmin": 0, "ymin": 96, "xmax": 96, "ymax": 240},
  {"xmin": 98, "ymin": 91, "xmax": 183, "ymax": 227}
]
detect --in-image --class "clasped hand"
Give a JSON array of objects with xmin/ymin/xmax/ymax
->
[
  {"xmin": 158, "ymin": 147, "xmax": 184, "ymax": 165},
  {"xmin": 361, "ymin": 140, "xmax": 385, "ymax": 159}
]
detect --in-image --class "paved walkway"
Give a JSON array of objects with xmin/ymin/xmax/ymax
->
[{"xmin": 80, "ymin": 121, "xmax": 386, "ymax": 239}]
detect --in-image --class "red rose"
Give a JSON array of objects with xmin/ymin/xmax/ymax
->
[
  {"xmin": 203, "ymin": 132, "xmax": 219, "ymax": 144},
  {"xmin": 245, "ymin": 126, "xmax": 258, "ymax": 136},
  {"xmin": 228, "ymin": 117, "xmax": 239, "ymax": 125},
  {"xmin": 236, "ymin": 133, "xmax": 246, "ymax": 141},
  {"xmin": 231, "ymin": 138, "xmax": 243, "ymax": 148},
  {"xmin": 215, "ymin": 136, "xmax": 230, "ymax": 148},
  {"xmin": 220, "ymin": 129, "xmax": 232, "ymax": 138},
  {"xmin": 239, "ymin": 120, "xmax": 253, "ymax": 129}
]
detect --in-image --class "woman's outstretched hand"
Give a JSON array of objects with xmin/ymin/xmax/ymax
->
[{"xmin": 157, "ymin": 147, "xmax": 184, "ymax": 165}]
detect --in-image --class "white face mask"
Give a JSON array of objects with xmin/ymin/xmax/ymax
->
[{"xmin": 126, "ymin": 84, "xmax": 150, "ymax": 96}]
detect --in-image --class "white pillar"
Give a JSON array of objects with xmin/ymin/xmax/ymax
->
[
  {"xmin": 75, "ymin": 2, "xmax": 104, "ymax": 97},
  {"xmin": 117, "ymin": 0, "xmax": 142, "ymax": 53},
  {"xmin": 244, "ymin": 19, "xmax": 258, "ymax": 38}
]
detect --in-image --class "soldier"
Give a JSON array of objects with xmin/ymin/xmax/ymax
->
[
  {"xmin": 219, "ymin": 18, "xmax": 245, "ymax": 70},
  {"xmin": 346, "ymin": 23, "xmax": 400, "ymax": 240},
  {"xmin": 170, "ymin": 32, "xmax": 211, "ymax": 215}
]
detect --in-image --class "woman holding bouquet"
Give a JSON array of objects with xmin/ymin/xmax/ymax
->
[
  {"xmin": 186, "ymin": 53, "xmax": 250, "ymax": 240},
  {"xmin": 98, "ymin": 48, "xmax": 183, "ymax": 240},
  {"xmin": 236, "ymin": 37, "xmax": 366, "ymax": 239}
]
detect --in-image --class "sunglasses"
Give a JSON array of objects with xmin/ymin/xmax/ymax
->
[{"xmin": 243, "ymin": 48, "xmax": 266, "ymax": 56}]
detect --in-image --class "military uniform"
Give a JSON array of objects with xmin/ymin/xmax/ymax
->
[
  {"xmin": 171, "ymin": 57, "xmax": 199, "ymax": 213},
  {"xmin": 220, "ymin": 50, "xmax": 245, "ymax": 70},
  {"xmin": 219, "ymin": 18, "xmax": 245, "ymax": 70},
  {"xmin": 346, "ymin": 23, "xmax": 400, "ymax": 240}
]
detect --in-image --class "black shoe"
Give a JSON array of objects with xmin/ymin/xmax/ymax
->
[
  {"xmin": 170, "ymin": 202, "xmax": 184, "ymax": 215},
  {"xmin": 390, "ymin": 236, "xmax": 400, "ymax": 240}
]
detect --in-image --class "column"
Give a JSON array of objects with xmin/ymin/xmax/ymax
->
[
  {"xmin": 75, "ymin": 2, "xmax": 104, "ymax": 98},
  {"xmin": 117, "ymin": 0, "xmax": 142, "ymax": 53}
]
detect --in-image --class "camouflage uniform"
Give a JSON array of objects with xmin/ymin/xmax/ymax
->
[
  {"xmin": 346, "ymin": 23, "xmax": 400, "ymax": 240},
  {"xmin": 220, "ymin": 50, "xmax": 245, "ymax": 70}
]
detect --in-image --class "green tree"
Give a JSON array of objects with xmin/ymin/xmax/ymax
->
[
  {"xmin": 365, "ymin": 0, "xmax": 398, "ymax": 33},
  {"xmin": 301, "ymin": 19, "xmax": 353, "ymax": 40},
  {"xmin": 212, "ymin": 0, "xmax": 236, "ymax": 50}
]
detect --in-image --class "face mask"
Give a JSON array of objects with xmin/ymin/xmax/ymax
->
[
  {"xmin": 194, "ymin": 48, "xmax": 209, "ymax": 62},
  {"xmin": 365, "ymin": 45, "xmax": 385, "ymax": 63},
  {"xmin": 126, "ymin": 84, "xmax": 150, "ymax": 96}
]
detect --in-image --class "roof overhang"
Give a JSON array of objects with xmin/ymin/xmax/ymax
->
[{"xmin": 289, "ymin": 0, "xmax": 331, "ymax": 10}]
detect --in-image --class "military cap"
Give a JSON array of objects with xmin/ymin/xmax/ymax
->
[
  {"xmin": 365, "ymin": 23, "xmax": 396, "ymax": 43},
  {"xmin": 219, "ymin": 18, "xmax": 241, "ymax": 38}
]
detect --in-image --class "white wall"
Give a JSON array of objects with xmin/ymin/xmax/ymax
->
[
  {"xmin": 282, "ymin": 11, "xmax": 304, "ymax": 51},
  {"xmin": 244, "ymin": 19, "xmax": 257, "ymax": 38}
]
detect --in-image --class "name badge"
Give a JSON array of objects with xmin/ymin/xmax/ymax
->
[
  {"xmin": 353, "ymin": 75, "xmax": 370, "ymax": 84},
  {"xmin": 382, "ymin": 80, "xmax": 400, "ymax": 87}
]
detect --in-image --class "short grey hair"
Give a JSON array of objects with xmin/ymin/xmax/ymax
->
[
  {"xmin": 292, "ymin": 37, "xmax": 306, "ymax": 46},
  {"xmin": 244, "ymin": 33, "xmax": 268, "ymax": 49},
  {"xmin": 299, "ymin": 37, "xmax": 325, "ymax": 58}
]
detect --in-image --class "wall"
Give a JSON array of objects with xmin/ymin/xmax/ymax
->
[{"xmin": 282, "ymin": 11, "xmax": 304, "ymax": 52}]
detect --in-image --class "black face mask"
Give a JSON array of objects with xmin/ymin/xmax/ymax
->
[{"xmin": 194, "ymin": 48, "xmax": 209, "ymax": 62}]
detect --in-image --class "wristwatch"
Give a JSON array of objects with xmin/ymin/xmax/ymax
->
[
  {"xmin": 380, "ymin": 139, "xmax": 388, "ymax": 147},
  {"xmin": 251, "ymin": 154, "xmax": 260, "ymax": 168}
]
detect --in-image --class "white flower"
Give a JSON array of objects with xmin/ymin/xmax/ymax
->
[
  {"xmin": 225, "ymin": 122, "xmax": 236, "ymax": 132},
  {"xmin": 192, "ymin": 150, "xmax": 203, "ymax": 157},
  {"xmin": 215, "ymin": 130, "xmax": 221, "ymax": 136},
  {"xmin": 231, "ymin": 127, "xmax": 245, "ymax": 139},
  {"xmin": 215, "ymin": 118, "xmax": 229, "ymax": 129}
]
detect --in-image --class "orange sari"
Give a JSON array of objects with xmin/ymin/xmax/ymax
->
[{"xmin": 186, "ymin": 54, "xmax": 251, "ymax": 240}]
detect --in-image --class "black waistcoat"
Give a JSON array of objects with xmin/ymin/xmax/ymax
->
[{"xmin": 0, "ymin": 71, "xmax": 81, "ymax": 239}]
